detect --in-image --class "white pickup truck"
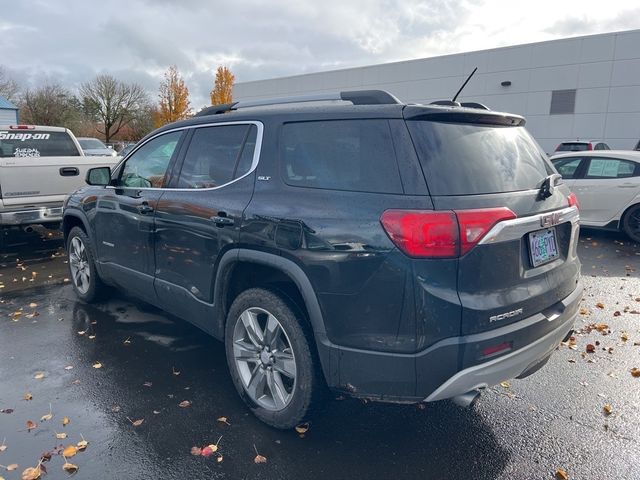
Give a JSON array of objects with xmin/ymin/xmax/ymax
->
[{"xmin": 0, "ymin": 125, "xmax": 120, "ymax": 231}]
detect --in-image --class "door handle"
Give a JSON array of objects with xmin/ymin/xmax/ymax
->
[
  {"xmin": 137, "ymin": 202, "xmax": 154, "ymax": 214},
  {"xmin": 211, "ymin": 214, "xmax": 235, "ymax": 226},
  {"xmin": 59, "ymin": 167, "xmax": 79, "ymax": 176}
]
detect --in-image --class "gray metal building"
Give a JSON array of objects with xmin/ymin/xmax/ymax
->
[
  {"xmin": 0, "ymin": 96, "xmax": 18, "ymax": 124},
  {"xmin": 235, "ymin": 29, "xmax": 640, "ymax": 153}
]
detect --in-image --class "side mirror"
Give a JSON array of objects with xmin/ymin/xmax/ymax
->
[{"xmin": 86, "ymin": 166, "xmax": 111, "ymax": 186}]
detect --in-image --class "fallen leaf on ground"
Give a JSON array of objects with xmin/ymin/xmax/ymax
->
[
  {"xmin": 555, "ymin": 468, "xmax": 569, "ymax": 480},
  {"xmin": 579, "ymin": 308, "xmax": 589, "ymax": 315},
  {"xmin": 621, "ymin": 332, "xmax": 629, "ymax": 341},
  {"xmin": 596, "ymin": 302, "xmax": 605, "ymax": 309},
  {"xmin": 295, "ymin": 423, "xmax": 310, "ymax": 435},
  {"xmin": 190, "ymin": 446, "xmax": 202, "ymax": 456},
  {"xmin": 172, "ymin": 367, "xmax": 180, "ymax": 376},
  {"xmin": 500, "ymin": 381, "xmax": 510, "ymax": 388},
  {"xmin": 6, "ymin": 464, "xmax": 18, "ymax": 471},
  {"xmin": 77, "ymin": 330, "xmax": 86, "ymax": 336},
  {"xmin": 23, "ymin": 393, "xmax": 33, "ymax": 401},
  {"xmin": 123, "ymin": 337, "xmax": 131, "ymax": 345},
  {"xmin": 586, "ymin": 344, "xmax": 596, "ymax": 353},
  {"xmin": 34, "ymin": 372, "xmax": 45, "ymax": 380},
  {"xmin": 253, "ymin": 444, "xmax": 266, "ymax": 464},
  {"xmin": 40, "ymin": 413, "xmax": 52, "ymax": 422},
  {"xmin": 77, "ymin": 437, "xmax": 88, "ymax": 451},
  {"xmin": 153, "ymin": 410, "xmax": 160, "ymax": 415},
  {"xmin": 217, "ymin": 416, "xmax": 230, "ymax": 425},
  {"xmin": 62, "ymin": 462, "xmax": 78, "ymax": 474},
  {"xmin": 64, "ymin": 366, "xmax": 73, "ymax": 370},
  {"xmin": 216, "ymin": 454, "xmax": 223, "ymax": 463},
  {"xmin": 88, "ymin": 335, "xmax": 96, "ymax": 339},
  {"xmin": 20, "ymin": 466, "xmax": 40, "ymax": 480},
  {"xmin": 92, "ymin": 362, "xmax": 102, "ymax": 369},
  {"xmin": 143, "ymin": 381, "xmax": 152, "ymax": 387},
  {"xmin": 26, "ymin": 420, "xmax": 37, "ymax": 431},
  {"xmin": 201, "ymin": 445, "xmax": 216, "ymax": 457},
  {"xmin": 110, "ymin": 405, "xmax": 121, "ymax": 413},
  {"xmin": 62, "ymin": 416, "xmax": 70, "ymax": 426},
  {"xmin": 126, "ymin": 417, "xmax": 144, "ymax": 427},
  {"xmin": 613, "ymin": 311, "xmax": 621, "ymax": 317},
  {"xmin": 28, "ymin": 303, "xmax": 37, "ymax": 308},
  {"xmin": 603, "ymin": 404, "xmax": 613, "ymax": 415},
  {"xmin": 631, "ymin": 368, "xmax": 640, "ymax": 378},
  {"xmin": 62, "ymin": 445, "xmax": 77, "ymax": 458},
  {"xmin": 178, "ymin": 400, "xmax": 191, "ymax": 408},
  {"xmin": 55, "ymin": 433, "xmax": 67, "ymax": 439}
]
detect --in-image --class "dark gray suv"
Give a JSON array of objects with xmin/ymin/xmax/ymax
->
[{"xmin": 63, "ymin": 90, "xmax": 582, "ymax": 429}]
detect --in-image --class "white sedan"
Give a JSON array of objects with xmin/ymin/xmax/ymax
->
[{"xmin": 551, "ymin": 150, "xmax": 640, "ymax": 243}]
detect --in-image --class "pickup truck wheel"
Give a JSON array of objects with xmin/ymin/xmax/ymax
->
[
  {"xmin": 67, "ymin": 227, "xmax": 106, "ymax": 302},
  {"xmin": 225, "ymin": 288, "xmax": 324, "ymax": 429},
  {"xmin": 622, "ymin": 204, "xmax": 640, "ymax": 243}
]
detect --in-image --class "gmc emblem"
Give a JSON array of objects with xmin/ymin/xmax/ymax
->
[{"xmin": 540, "ymin": 212, "xmax": 561, "ymax": 228}]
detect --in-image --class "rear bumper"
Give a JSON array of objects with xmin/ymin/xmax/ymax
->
[
  {"xmin": 0, "ymin": 204, "xmax": 63, "ymax": 226},
  {"xmin": 318, "ymin": 280, "xmax": 583, "ymax": 402}
]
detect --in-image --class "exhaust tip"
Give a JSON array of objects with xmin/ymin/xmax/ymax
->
[{"xmin": 451, "ymin": 390, "xmax": 481, "ymax": 408}]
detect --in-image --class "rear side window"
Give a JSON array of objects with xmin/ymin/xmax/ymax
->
[
  {"xmin": 407, "ymin": 122, "xmax": 551, "ymax": 195},
  {"xmin": 281, "ymin": 120, "xmax": 403, "ymax": 194},
  {"xmin": 176, "ymin": 124, "xmax": 257, "ymax": 189},
  {"xmin": 0, "ymin": 130, "xmax": 80, "ymax": 157}
]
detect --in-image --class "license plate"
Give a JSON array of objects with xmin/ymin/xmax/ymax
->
[{"xmin": 528, "ymin": 227, "xmax": 559, "ymax": 267}]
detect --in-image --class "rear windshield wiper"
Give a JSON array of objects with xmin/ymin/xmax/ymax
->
[{"xmin": 538, "ymin": 173, "xmax": 562, "ymax": 200}]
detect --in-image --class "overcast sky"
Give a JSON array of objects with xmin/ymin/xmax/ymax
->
[{"xmin": 1, "ymin": 0, "xmax": 639, "ymax": 107}]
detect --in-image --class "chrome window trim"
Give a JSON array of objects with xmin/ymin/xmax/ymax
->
[
  {"xmin": 479, "ymin": 206, "xmax": 579, "ymax": 245},
  {"xmin": 106, "ymin": 120, "xmax": 264, "ymax": 192}
]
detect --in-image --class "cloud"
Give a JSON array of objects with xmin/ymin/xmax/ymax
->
[{"xmin": 0, "ymin": 0, "xmax": 637, "ymax": 107}]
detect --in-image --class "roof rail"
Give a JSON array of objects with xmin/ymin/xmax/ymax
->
[{"xmin": 196, "ymin": 89, "xmax": 402, "ymax": 116}]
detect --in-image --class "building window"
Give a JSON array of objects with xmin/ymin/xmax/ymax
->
[{"xmin": 550, "ymin": 89, "xmax": 576, "ymax": 115}]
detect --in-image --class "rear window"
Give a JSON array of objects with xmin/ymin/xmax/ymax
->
[
  {"xmin": 78, "ymin": 138, "xmax": 107, "ymax": 150},
  {"xmin": 407, "ymin": 121, "xmax": 552, "ymax": 195},
  {"xmin": 0, "ymin": 130, "xmax": 80, "ymax": 158},
  {"xmin": 281, "ymin": 120, "xmax": 402, "ymax": 194},
  {"xmin": 556, "ymin": 142, "xmax": 589, "ymax": 152}
]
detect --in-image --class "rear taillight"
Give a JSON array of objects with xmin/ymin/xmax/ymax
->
[
  {"xmin": 380, "ymin": 207, "xmax": 516, "ymax": 258},
  {"xmin": 567, "ymin": 192, "xmax": 580, "ymax": 209},
  {"xmin": 587, "ymin": 143, "xmax": 593, "ymax": 150},
  {"xmin": 456, "ymin": 208, "xmax": 517, "ymax": 255}
]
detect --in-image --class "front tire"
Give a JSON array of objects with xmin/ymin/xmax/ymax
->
[
  {"xmin": 622, "ymin": 204, "xmax": 640, "ymax": 243},
  {"xmin": 66, "ymin": 226, "xmax": 106, "ymax": 303},
  {"xmin": 225, "ymin": 288, "xmax": 324, "ymax": 429}
]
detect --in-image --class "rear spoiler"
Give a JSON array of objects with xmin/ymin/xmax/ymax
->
[{"xmin": 403, "ymin": 105, "xmax": 525, "ymax": 127}]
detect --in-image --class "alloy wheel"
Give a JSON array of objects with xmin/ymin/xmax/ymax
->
[
  {"xmin": 232, "ymin": 307, "xmax": 297, "ymax": 411},
  {"xmin": 69, "ymin": 236, "xmax": 91, "ymax": 294}
]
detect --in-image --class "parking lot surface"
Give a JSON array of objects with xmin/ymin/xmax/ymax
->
[{"xmin": 1, "ymin": 228, "xmax": 639, "ymax": 479}]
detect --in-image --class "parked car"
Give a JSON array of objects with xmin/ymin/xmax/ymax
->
[
  {"xmin": 551, "ymin": 150, "xmax": 640, "ymax": 242},
  {"xmin": 77, "ymin": 137, "xmax": 118, "ymax": 157},
  {"xmin": 118, "ymin": 142, "xmax": 137, "ymax": 157},
  {"xmin": 63, "ymin": 90, "xmax": 582, "ymax": 429},
  {"xmin": 0, "ymin": 125, "xmax": 119, "ymax": 236},
  {"xmin": 555, "ymin": 140, "xmax": 610, "ymax": 152}
]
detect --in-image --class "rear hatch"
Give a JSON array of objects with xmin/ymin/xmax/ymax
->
[{"xmin": 403, "ymin": 107, "xmax": 581, "ymax": 340}]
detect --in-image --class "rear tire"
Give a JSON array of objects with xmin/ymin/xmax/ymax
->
[
  {"xmin": 225, "ymin": 288, "xmax": 324, "ymax": 429},
  {"xmin": 622, "ymin": 204, "xmax": 640, "ymax": 243},
  {"xmin": 66, "ymin": 226, "xmax": 107, "ymax": 303}
]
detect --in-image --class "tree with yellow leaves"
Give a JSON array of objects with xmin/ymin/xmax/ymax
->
[
  {"xmin": 210, "ymin": 66, "xmax": 234, "ymax": 106},
  {"xmin": 155, "ymin": 65, "xmax": 190, "ymax": 127}
]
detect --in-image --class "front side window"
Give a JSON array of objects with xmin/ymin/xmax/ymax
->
[
  {"xmin": 281, "ymin": 119, "xmax": 403, "ymax": 194},
  {"xmin": 585, "ymin": 157, "xmax": 637, "ymax": 178},
  {"xmin": 175, "ymin": 124, "xmax": 257, "ymax": 189},
  {"xmin": 552, "ymin": 157, "xmax": 584, "ymax": 179},
  {"xmin": 119, "ymin": 131, "xmax": 182, "ymax": 188}
]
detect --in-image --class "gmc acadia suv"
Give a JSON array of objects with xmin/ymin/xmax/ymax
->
[{"xmin": 62, "ymin": 90, "xmax": 582, "ymax": 429}]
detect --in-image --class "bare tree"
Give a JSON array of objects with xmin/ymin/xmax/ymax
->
[
  {"xmin": 0, "ymin": 66, "xmax": 19, "ymax": 103},
  {"xmin": 80, "ymin": 74, "xmax": 149, "ymax": 143},
  {"xmin": 20, "ymin": 84, "xmax": 83, "ymax": 129}
]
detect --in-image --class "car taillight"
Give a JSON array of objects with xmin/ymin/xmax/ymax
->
[
  {"xmin": 567, "ymin": 192, "xmax": 580, "ymax": 209},
  {"xmin": 455, "ymin": 208, "xmax": 517, "ymax": 255},
  {"xmin": 380, "ymin": 207, "xmax": 516, "ymax": 258},
  {"xmin": 587, "ymin": 143, "xmax": 593, "ymax": 150}
]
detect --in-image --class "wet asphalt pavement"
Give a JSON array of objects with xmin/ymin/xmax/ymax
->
[{"xmin": 1, "ymin": 227, "xmax": 639, "ymax": 480}]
